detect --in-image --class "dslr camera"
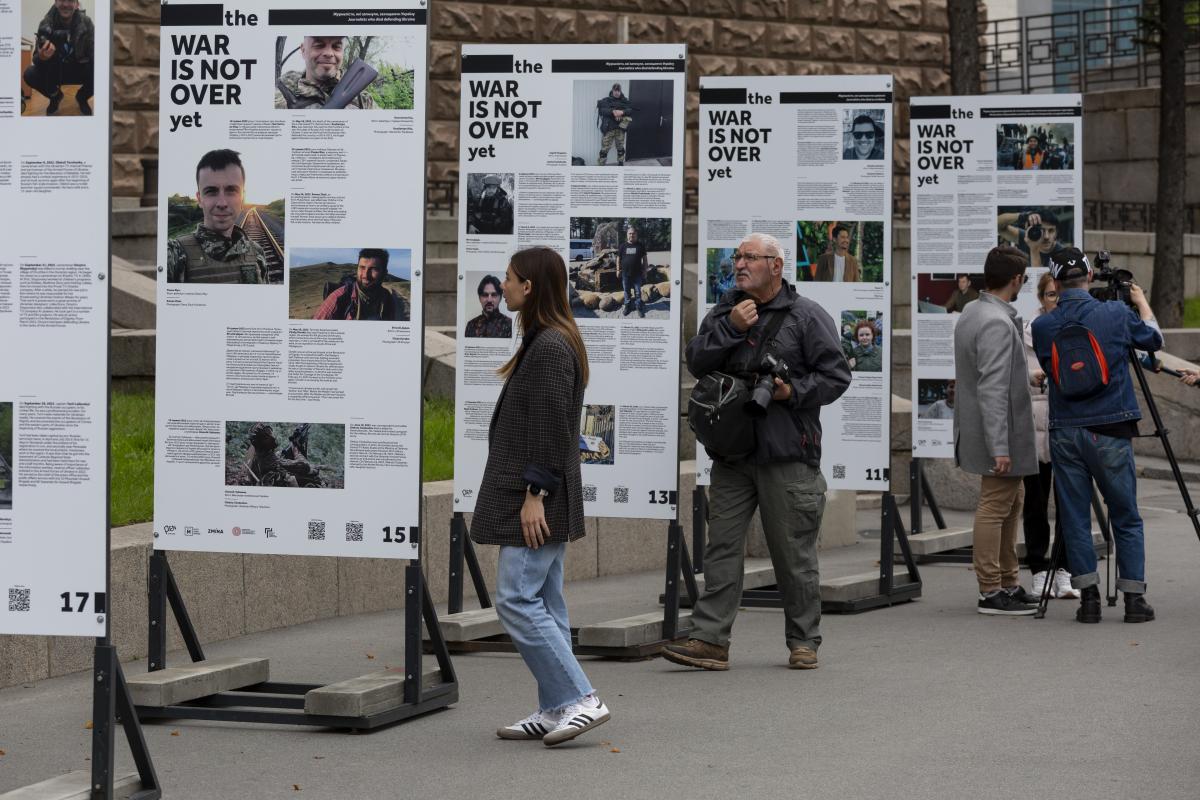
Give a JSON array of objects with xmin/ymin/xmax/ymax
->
[
  {"xmin": 36, "ymin": 23, "xmax": 70, "ymax": 55},
  {"xmin": 1088, "ymin": 250, "xmax": 1135, "ymax": 305},
  {"xmin": 745, "ymin": 353, "xmax": 790, "ymax": 417}
]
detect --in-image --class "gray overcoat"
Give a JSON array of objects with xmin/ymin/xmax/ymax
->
[{"xmin": 952, "ymin": 291, "xmax": 1038, "ymax": 477}]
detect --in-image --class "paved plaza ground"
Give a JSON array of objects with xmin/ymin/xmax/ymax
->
[{"xmin": 2, "ymin": 476, "xmax": 1200, "ymax": 799}]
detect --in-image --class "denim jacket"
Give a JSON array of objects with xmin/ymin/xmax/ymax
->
[{"xmin": 1030, "ymin": 288, "xmax": 1162, "ymax": 429}]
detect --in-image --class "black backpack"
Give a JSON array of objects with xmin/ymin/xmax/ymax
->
[
  {"xmin": 688, "ymin": 310, "xmax": 787, "ymax": 461},
  {"xmin": 1050, "ymin": 321, "xmax": 1110, "ymax": 400}
]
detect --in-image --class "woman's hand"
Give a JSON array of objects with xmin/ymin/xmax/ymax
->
[{"xmin": 521, "ymin": 493, "xmax": 551, "ymax": 549}]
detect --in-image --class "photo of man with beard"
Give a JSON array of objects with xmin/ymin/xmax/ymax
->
[
  {"xmin": 274, "ymin": 35, "xmax": 376, "ymax": 110},
  {"xmin": 464, "ymin": 274, "xmax": 513, "ymax": 338},
  {"xmin": 313, "ymin": 248, "xmax": 409, "ymax": 321}
]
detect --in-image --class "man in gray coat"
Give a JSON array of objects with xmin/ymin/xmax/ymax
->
[{"xmin": 954, "ymin": 245, "xmax": 1040, "ymax": 615}]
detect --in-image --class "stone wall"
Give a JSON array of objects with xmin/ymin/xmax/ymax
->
[{"xmin": 112, "ymin": 0, "xmax": 952, "ymax": 200}]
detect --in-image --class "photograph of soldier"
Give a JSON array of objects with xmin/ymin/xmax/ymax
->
[
  {"xmin": 796, "ymin": 220, "xmax": 883, "ymax": 282},
  {"xmin": 579, "ymin": 405, "xmax": 615, "ymax": 466},
  {"xmin": 166, "ymin": 149, "xmax": 284, "ymax": 284},
  {"xmin": 274, "ymin": 35, "xmax": 415, "ymax": 110},
  {"xmin": 224, "ymin": 421, "xmax": 344, "ymax": 489},
  {"xmin": 288, "ymin": 247, "xmax": 411, "ymax": 321},
  {"xmin": 20, "ymin": 0, "xmax": 94, "ymax": 116},
  {"xmin": 840, "ymin": 311, "xmax": 883, "ymax": 373},
  {"xmin": 465, "ymin": 173, "xmax": 515, "ymax": 235},
  {"xmin": 705, "ymin": 247, "xmax": 738, "ymax": 304},
  {"xmin": 918, "ymin": 379, "xmax": 956, "ymax": 420},
  {"xmin": 996, "ymin": 122, "xmax": 1073, "ymax": 170},
  {"xmin": 567, "ymin": 217, "xmax": 673, "ymax": 320},
  {"xmin": 841, "ymin": 110, "xmax": 885, "ymax": 161},
  {"xmin": 464, "ymin": 273, "xmax": 514, "ymax": 339},
  {"xmin": 916, "ymin": 272, "xmax": 983, "ymax": 314},
  {"xmin": 0, "ymin": 402, "xmax": 12, "ymax": 510},
  {"xmin": 997, "ymin": 205, "xmax": 1074, "ymax": 268},
  {"xmin": 571, "ymin": 79, "xmax": 675, "ymax": 167}
]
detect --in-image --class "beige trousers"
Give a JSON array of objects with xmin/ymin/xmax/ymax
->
[{"xmin": 973, "ymin": 475, "xmax": 1025, "ymax": 592}]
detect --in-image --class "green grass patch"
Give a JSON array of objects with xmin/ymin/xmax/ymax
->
[
  {"xmin": 1184, "ymin": 297, "xmax": 1200, "ymax": 328},
  {"xmin": 108, "ymin": 382, "xmax": 456, "ymax": 526}
]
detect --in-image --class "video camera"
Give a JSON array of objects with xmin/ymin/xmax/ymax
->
[
  {"xmin": 1088, "ymin": 250, "xmax": 1136, "ymax": 305},
  {"xmin": 744, "ymin": 353, "xmax": 790, "ymax": 417}
]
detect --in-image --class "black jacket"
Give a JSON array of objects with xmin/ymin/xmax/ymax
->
[
  {"xmin": 471, "ymin": 328, "xmax": 586, "ymax": 547},
  {"xmin": 597, "ymin": 94, "xmax": 633, "ymax": 133},
  {"xmin": 35, "ymin": 6, "xmax": 93, "ymax": 64},
  {"xmin": 686, "ymin": 281, "xmax": 851, "ymax": 466}
]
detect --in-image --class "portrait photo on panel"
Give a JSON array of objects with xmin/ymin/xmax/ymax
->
[
  {"xmin": 840, "ymin": 310, "xmax": 884, "ymax": 373},
  {"xmin": 0, "ymin": 402, "xmax": 12, "ymax": 510},
  {"xmin": 567, "ymin": 217, "xmax": 673, "ymax": 320},
  {"xmin": 996, "ymin": 122, "xmax": 1074, "ymax": 171},
  {"xmin": 917, "ymin": 378, "xmax": 956, "ymax": 421},
  {"xmin": 571, "ymin": 79, "xmax": 675, "ymax": 168},
  {"xmin": 579, "ymin": 404, "xmax": 615, "ymax": 466},
  {"xmin": 165, "ymin": 148, "xmax": 285, "ymax": 285},
  {"xmin": 841, "ymin": 109, "xmax": 885, "ymax": 161},
  {"xmin": 464, "ymin": 172, "xmax": 515, "ymax": 236},
  {"xmin": 289, "ymin": 247, "xmax": 412, "ymax": 322},
  {"xmin": 225, "ymin": 421, "xmax": 345, "ymax": 489},
  {"xmin": 997, "ymin": 205, "xmax": 1075, "ymax": 268},
  {"xmin": 463, "ymin": 270, "xmax": 515, "ymax": 339},
  {"xmin": 705, "ymin": 247, "xmax": 738, "ymax": 304},
  {"xmin": 20, "ymin": 0, "xmax": 95, "ymax": 116},
  {"xmin": 274, "ymin": 35, "xmax": 416, "ymax": 110},
  {"xmin": 795, "ymin": 220, "xmax": 884, "ymax": 283},
  {"xmin": 917, "ymin": 272, "xmax": 983, "ymax": 314}
]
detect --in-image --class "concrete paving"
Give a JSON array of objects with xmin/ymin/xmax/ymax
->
[{"xmin": 2, "ymin": 477, "xmax": 1199, "ymax": 799}]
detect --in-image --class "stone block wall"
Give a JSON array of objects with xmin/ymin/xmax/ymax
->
[{"xmin": 112, "ymin": 0, "xmax": 952, "ymax": 201}]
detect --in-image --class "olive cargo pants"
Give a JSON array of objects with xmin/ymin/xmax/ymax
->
[
  {"xmin": 691, "ymin": 459, "xmax": 827, "ymax": 652},
  {"xmin": 598, "ymin": 128, "xmax": 626, "ymax": 165}
]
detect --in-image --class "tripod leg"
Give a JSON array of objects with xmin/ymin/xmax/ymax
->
[
  {"xmin": 1090, "ymin": 487, "xmax": 1117, "ymax": 607},
  {"xmin": 1035, "ymin": 525, "xmax": 1062, "ymax": 619}
]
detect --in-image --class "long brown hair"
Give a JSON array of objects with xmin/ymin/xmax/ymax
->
[{"xmin": 497, "ymin": 247, "xmax": 590, "ymax": 386}]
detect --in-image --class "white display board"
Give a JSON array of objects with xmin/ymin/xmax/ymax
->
[
  {"xmin": 153, "ymin": 1, "xmax": 427, "ymax": 558},
  {"xmin": 910, "ymin": 95, "xmax": 1082, "ymax": 459},
  {"xmin": 452, "ymin": 44, "xmax": 686, "ymax": 520},
  {"xmin": 696, "ymin": 75, "xmax": 894, "ymax": 491},
  {"xmin": 0, "ymin": 0, "xmax": 110, "ymax": 635}
]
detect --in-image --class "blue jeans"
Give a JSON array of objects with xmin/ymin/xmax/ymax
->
[
  {"xmin": 1049, "ymin": 427, "xmax": 1147, "ymax": 593},
  {"xmin": 496, "ymin": 544, "xmax": 593, "ymax": 711},
  {"xmin": 622, "ymin": 271, "xmax": 644, "ymax": 309}
]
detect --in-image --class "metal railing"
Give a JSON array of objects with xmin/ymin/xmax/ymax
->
[{"xmin": 981, "ymin": 3, "xmax": 1200, "ymax": 94}]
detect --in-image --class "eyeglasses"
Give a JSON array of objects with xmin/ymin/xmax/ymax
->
[
  {"xmin": 732, "ymin": 252, "xmax": 775, "ymax": 264},
  {"xmin": 1040, "ymin": 290, "xmax": 1059, "ymax": 299},
  {"xmin": 852, "ymin": 131, "xmax": 875, "ymax": 140}
]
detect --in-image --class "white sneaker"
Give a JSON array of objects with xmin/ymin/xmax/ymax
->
[
  {"xmin": 1031, "ymin": 571, "xmax": 1049, "ymax": 598},
  {"xmin": 1053, "ymin": 569, "xmax": 1080, "ymax": 599},
  {"xmin": 543, "ymin": 695, "xmax": 611, "ymax": 747},
  {"xmin": 497, "ymin": 709, "xmax": 561, "ymax": 740}
]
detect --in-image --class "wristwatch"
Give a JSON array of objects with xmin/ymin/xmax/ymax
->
[{"xmin": 527, "ymin": 484, "xmax": 549, "ymax": 498}]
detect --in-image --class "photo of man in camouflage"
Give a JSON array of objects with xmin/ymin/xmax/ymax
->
[
  {"xmin": 274, "ymin": 35, "xmax": 376, "ymax": 110},
  {"xmin": 596, "ymin": 83, "xmax": 633, "ymax": 166},
  {"xmin": 466, "ymin": 174, "xmax": 514, "ymax": 235},
  {"xmin": 22, "ymin": 0, "xmax": 94, "ymax": 116},
  {"xmin": 167, "ymin": 149, "xmax": 269, "ymax": 284},
  {"xmin": 226, "ymin": 422, "xmax": 344, "ymax": 489}
]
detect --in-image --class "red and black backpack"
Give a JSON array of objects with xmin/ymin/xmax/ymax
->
[{"xmin": 1050, "ymin": 321, "xmax": 1110, "ymax": 400}]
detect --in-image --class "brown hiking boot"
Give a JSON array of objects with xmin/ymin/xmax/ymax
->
[
  {"xmin": 661, "ymin": 638, "xmax": 729, "ymax": 670},
  {"xmin": 788, "ymin": 646, "xmax": 818, "ymax": 670}
]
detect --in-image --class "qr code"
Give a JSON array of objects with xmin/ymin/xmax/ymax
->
[
  {"xmin": 307, "ymin": 520, "xmax": 326, "ymax": 541},
  {"xmin": 614, "ymin": 486, "xmax": 629, "ymax": 504},
  {"xmin": 832, "ymin": 464, "xmax": 846, "ymax": 480},
  {"xmin": 582, "ymin": 485, "xmax": 597, "ymax": 502},
  {"xmin": 345, "ymin": 521, "xmax": 364, "ymax": 542},
  {"xmin": 8, "ymin": 586, "xmax": 30, "ymax": 612}
]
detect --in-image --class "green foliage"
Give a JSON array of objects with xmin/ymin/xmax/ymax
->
[
  {"xmin": 263, "ymin": 198, "xmax": 286, "ymax": 219},
  {"xmin": 0, "ymin": 402, "xmax": 12, "ymax": 464},
  {"xmin": 569, "ymin": 217, "xmax": 672, "ymax": 251},
  {"xmin": 369, "ymin": 63, "xmax": 415, "ymax": 110},
  {"xmin": 1184, "ymin": 296, "xmax": 1200, "ymax": 328},
  {"xmin": 795, "ymin": 220, "xmax": 884, "ymax": 282},
  {"xmin": 166, "ymin": 193, "xmax": 202, "ymax": 239},
  {"xmin": 225, "ymin": 421, "xmax": 346, "ymax": 485},
  {"xmin": 422, "ymin": 397, "xmax": 454, "ymax": 482}
]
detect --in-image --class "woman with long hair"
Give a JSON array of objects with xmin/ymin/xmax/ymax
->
[{"xmin": 471, "ymin": 246, "xmax": 610, "ymax": 746}]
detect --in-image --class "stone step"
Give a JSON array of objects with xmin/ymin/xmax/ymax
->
[
  {"xmin": 110, "ymin": 260, "xmax": 156, "ymax": 329},
  {"xmin": 305, "ymin": 667, "xmax": 444, "ymax": 717},
  {"xmin": 907, "ymin": 526, "xmax": 974, "ymax": 555},
  {"xmin": 820, "ymin": 572, "xmax": 913, "ymax": 604},
  {"xmin": 111, "ymin": 329, "xmax": 155, "ymax": 378},
  {"xmin": 126, "ymin": 656, "xmax": 270, "ymax": 707},
  {"xmin": 577, "ymin": 611, "xmax": 692, "ymax": 648},
  {"xmin": 439, "ymin": 607, "xmax": 504, "ymax": 642},
  {"xmin": 0, "ymin": 771, "xmax": 142, "ymax": 800},
  {"xmin": 692, "ymin": 559, "xmax": 774, "ymax": 595}
]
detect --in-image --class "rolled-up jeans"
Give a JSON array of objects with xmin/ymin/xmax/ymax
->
[
  {"xmin": 495, "ymin": 543, "xmax": 594, "ymax": 711},
  {"xmin": 1049, "ymin": 426, "xmax": 1146, "ymax": 593}
]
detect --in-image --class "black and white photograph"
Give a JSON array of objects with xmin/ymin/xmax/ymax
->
[
  {"xmin": 571, "ymin": 79, "xmax": 676, "ymax": 167},
  {"xmin": 567, "ymin": 217, "xmax": 672, "ymax": 320},
  {"xmin": 464, "ymin": 172, "xmax": 515, "ymax": 235},
  {"xmin": 997, "ymin": 205, "xmax": 1075, "ymax": 268},
  {"xmin": 917, "ymin": 379, "xmax": 956, "ymax": 420},
  {"xmin": 579, "ymin": 404, "xmax": 615, "ymax": 466},
  {"xmin": 916, "ymin": 272, "xmax": 983, "ymax": 314},
  {"xmin": 0, "ymin": 402, "xmax": 12, "ymax": 510},
  {"xmin": 996, "ymin": 122, "xmax": 1074, "ymax": 170},
  {"xmin": 462, "ymin": 270, "xmax": 515, "ymax": 339},
  {"xmin": 841, "ymin": 109, "xmax": 885, "ymax": 161},
  {"xmin": 274, "ymin": 35, "xmax": 416, "ymax": 110},
  {"xmin": 289, "ymin": 247, "xmax": 412, "ymax": 322},
  {"xmin": 840, "ymin": 310, "xmax": 883, "ymax": 374},
  {"xmin": 20, "ymin": 0, "xmax": 95, "ymax": 116},
  {"xmin": 225, "ymin": 421, "xmax": 345, "ymax": 489}
]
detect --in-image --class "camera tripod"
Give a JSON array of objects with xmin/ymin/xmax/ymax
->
[{"xmin": 1036, "ymin": 347, "xmax": 1200, "ymax": 617}]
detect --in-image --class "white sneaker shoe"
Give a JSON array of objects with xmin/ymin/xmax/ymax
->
[
  {"xmin": 543, "ymin": 695, "xmax": 611, "ymax": 747},
  {"xmin": 497, "ymin": 709, "xmax": 561, "ymax": 740},
  {"xmin": 1031, "ymin": 571, "xmax": 1049, "ymax": 598},
  {"xmin": 1053, "ymin": 569, "xmax": 1080, "ymax": 599}
]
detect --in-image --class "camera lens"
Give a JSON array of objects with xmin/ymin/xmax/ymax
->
[{"xmin": 1027, "ymin": 224, "xmax": 1043, "ymax": 243}]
